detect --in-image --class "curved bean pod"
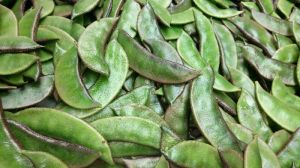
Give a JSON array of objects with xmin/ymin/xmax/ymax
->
[
  {"xmin": 0, "ymin": 4, "xmax": 17, "ymax": 36},
  {"xmin": 268, "ymin": 130, "xmax": 291, "ymax": 153},
  {"xmin": 0, "ymin": 36, "xmax": 42, "ymax": 53},
  {"xmin": 6, "ymin": 108, "xmax": 113, "ymax": 164},
  {"xmin": 194, "ymin": 10, "xmax": 220, "ymax": 71},
  {"xmin": 0, "ymin": 101, "xmax": 34, "ymax": 168},
  {"xmin": 278, "ymin": 128, "xmax": 300, "ymax": 168},
  {"xmin": 72, "ymin": 0, "xmax": 100, "ymax": 19},
  {"xmin": 237, "ymin": 90, "xmax": 272, "ymax": 141},
  {"xmin": 242, "ymin": 45, "xmax": 297, "ymax": 86},
  {"xmin": 21, "ymin": 150, "xmax": 68, "ymax": 168},
  {"xmin": 272, "ymin": 76, "xmax": 300, "ymax": 111},
  {"xmin": 193, "ymin": 0, "xmax": 242, "ymax": 18},
  {"xmin": 191, "ymin": 66, "xmax": 241, "ymax": 152},
  {"xmin": 256, "ymin": 82, "xmax": 300, "ymax": 131},
  {"xmin": 78, "ymin": 18, "xmax": 118, "ymax": 75},
  {"xmin": 252, "ymin": 10, "xmax": 293, "ymax": 36},
  {"xmin": 165, "ymin": 141, "xmax": 222, "ymax": 168},
  {"xmin": 1, "ymin": 76, "xmax": 54, "ymax": 110},
  {"xmin": 117, "ymin": 30, "xmax": 200, "ymax": 84},
  {"xmin": 0, "ymin": 53, "xmax": 37, "ymax": 75},
  {"xmin": 137, "ymin": 3, "xmax": 164, "ymax": 41},
  {"xmin": 55, "ymin": 47, "xmax": 100, "ymax": 109},
  {"xmin": 91, "ymin": 116, "xmax": 161, "ymax": 149}
]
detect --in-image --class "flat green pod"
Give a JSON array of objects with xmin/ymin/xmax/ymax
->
[
  {"xmin": 273, "ymin": 44, "xmax": 299, "ymax": 63},
  {"xmin": 219, "ymin": 149, "xmax": 243, "ymax": 168},
  {"xmin": 244, "ymin": 138, "xmax": 262, "ymax": 168},
  {"xmin": 293, "ymin": 21, "xmax": 300, "ymax": 45},
  {"xmin": 0, "ymin": 102, "xmax": 34, "ymax": 168},
  {"xmin": 89, "ymin": 40, "xmax": 128, "ymax": 107},
  {"xmin": 53, "ymin": 5, "xmax": 73, "ymax": 17},
  {"xmin": 22, "ymin": 63, "xmax": 41, "ymax": 82},
  {"xmin": 252, "ymin": 10, "xmax": 293, "ymax": 36},
  {"xmin": 137, "ymin": 3, "xmax": 164, "ymax": 41},
  {"xmin": 36, "ymin": 27, "xmax": 59, "ymax": 42},
  {"xmin": 245, "ymin": 137, "xmax": 280, "ymax": 168},
  {"xmin": 108, "ymin": 0, "xmax": 123, "ymax": 17},
  {"xmin": 72, "ymin": 0, "xmax": 100, "ymax": 19},
  {"xmin": 268, "ymin": 130, "xmax": 291, "ymax": 153},
  {"xmin": 215, "ymin": 91, "xmax": 237, "ymax": 115},
  {"xmin": 19, "ymin": 8, "xmax": 41, "ymax": 39},
  {"xmin": 277, "ymin": 0, "xmax": 294, "ymax": 18},
  {"xmin": 113, "ymin": 104, "xmax": 165, "ymax": 126},
  {"xmin": 171, "ymin": 8, "xmax": 194, "ymax": 25},
  {"xmin": 40, "ymin": 25, "xmax": 76, "ymax": 65},
  {"xmin": 32, "ymin": 0, "xmax": 54, "ymax": 18},
  {"xmin": 112, "ymin": 0, "xmax": 140, "ymax": 38},
  {"xmin": 37, "ymin": 49, "xmax": 53, "ymax": 62},
  {"xmin": 6, "ymin": 108, "xmax": 113, "ymax": 165},
  {"xmin": 257, "ymin": 0, "xmax": 274, "ymax": 14},
  {"xmin": 0, "ymin": 53, "xmax": 37, "ymax": 75},
  {"xmin": 41, "ymin": 61, "xmax": 54, "ymax": 75},
  {"xmin": 191, "ymin": 66, "xmax": 241, "ymax": 152},
  {"xmin": 0, "ymin": 82, "xmax": 16, "ymax": 90},
  {"xmin": 8, "ymin": 118, "xmax": 99, "ymax": 167},
  {"xmin": 275, "ymin": 34, "xmax": 294, "ymax": 48},
  {"xmin": 177, "ymin": 31, "xmax": 206, "ymax": 69},
  {"xmin": 11, "ymin": 0, "xmax": 26, "ymax": 21},
  {"xmin": 256, "ymin": 82, "xmax": 300, "ymax": 131},
  {"xmin": 229, "ymin": 67, "xmax": 255, "ymax": 96},
  {"xmin": 155, "ymin": 156, "xmax": 169, "ymax": 168},
  {"xmin": 1, "ymin": 76, "xmax": 53, "ymax": 110},
  {"xmin": 194, "ymin": 10, "xmax": 220, "ymax": 71},
  {"xmin": 229, "ymin": 16, "xmax": 277, "ymax": 57},
  {"xmin": 242, "ymin": 2, "xmax": 260, "ymax": 10},
  {"xmin": 0, "ymin": 36, "xmax": 42, "ymax": 53},
  {"xmin": 136, "ymin": 0, "xmax": 171, "ymax": 8},
  {"xmin": 117, "ymin": 30, "xmax": 200, "ymax": 84},
  {"xmin": 237, "ymin": 90, "xmax": 272, "ymax": 141},
  {"xmin": 193, "ymin": 0, "xmax": 242, "ymax": 18},
  {"xmin": 272, "ymin": 76, "xmax": 300, "ymax": 111},
  {"xmin": 84, "ymin": 85, "xmax": 151, "ymax": 122},
  {"xmin": 101, "ymin": 0, "xmax": 113, "ymax": 17},
  {"xmin": 78, "ymin": 18, "xmax": 118, "ymax": 75},
  {"xmin": 214, "ymin": 74, "xmax": 240, "ymax": 92},
  {"xmin": 242, "ymin": 45, "xmax": 297, "ymax": 86},
  {"xmin": 161, "ymin": 26, "xmax": 183, "ymax": 40},
  {"xmin": 226, "ymin": 122, "xmax": 254, "ymax": 148},
  {"xmin": 145, "ymin": 38, "xmax": 184, "ymax": 104},
  {"xmin": 278, "ymin": 128, "xmax": 300, "ymax": 168},
  {"xmin": 0, "ymin": 4, "xmax": 18, "ymax": 36},
  {"xmin": 164, "ymin": 85, "xmax": 189, "ymax": 139},
  {"xmin": 165, "ymin": 141, "xmax": 222, "ymax": 168},
  {"xmin": 40, "ymin": 16, "xmax": 84, "ymax": 40},
  {"xmin": 121, "ymin": 157, "xmax": 160, "ymax": 168},
  {"xmin": 21, "ymin": 150, "xmax": 68, "ymax": 168},
  {"xmin": 149, "ymin": 0, "xmax": 171, "ymax": 26},
  {"xmin": 212, "ymin": 0, "xmax": 235, "ymax": 9},
  {"xmin": 290, "ymin": 7, "xmax": 300, "ymax": 22},
  {"xmin": 109, "ymin": 141, "xmax": 159, "ymax": 157},
  {"xmin": 168, "ymin": 0, "xmax": 192, "ymax": 14},
  {"xmin": 176, "ymin": 30, "xmax": 237, "ymax": 93},
  {"xmin": 0, "ymin": 73, "xmax": 27, "ymax": 86},
  {"xmin": 55, "ymin": 102, "xmax": 101, "ymax": 119},
  {"xmin": 91, "ymin": 116, "xmax": 161, "ymax": 149},
  {"xmin": 213, "ymin": 21, "xmax": 237, "ymax": 78},
  {"xmin": 55, "ymin": 47, "xmax": 100, "ymax": 109}
]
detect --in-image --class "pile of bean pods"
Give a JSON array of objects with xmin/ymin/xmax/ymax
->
[{"xmin": 1, "ymin": 0, "xmax": 300, "ymax": 167}]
